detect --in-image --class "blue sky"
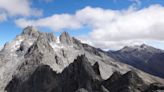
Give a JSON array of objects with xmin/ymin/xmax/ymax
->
[{"xmin": 0, "ymin": 0, "xmax": 164, "ymax": 50}]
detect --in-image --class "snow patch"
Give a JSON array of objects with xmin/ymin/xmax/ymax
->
[
  {"xmin": 50, "ymin": 42, "xmax": 64, "ymax": 51},
  {"xmin": 10, "ymin": 36, "xmax": 24, "ymax": 52},
  {"xmin": 56, "ymin": 37, "xmax": 60, "ymax": 44}
]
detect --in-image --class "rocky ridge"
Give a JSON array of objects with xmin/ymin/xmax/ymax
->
[
  {"xmin": 5, "ymin": 55, "xmax": 164, "ymax": 92},
  {"xmin": 108, "ymin": 44, "xmax": 164, "ymax": 78},
  {"xmin": 0, "ymin": 26, "xmax": 164, "ymax": 92}
]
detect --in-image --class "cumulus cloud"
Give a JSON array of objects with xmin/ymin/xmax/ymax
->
[
  {"xmin": 15, "ymin": 14, "xmax": 82, "ymax": 31},
  {"xmin": 0, "ymin": 0, "xmax": 42, "ymax": 22},
  {"xmin": 15, "ymin": 4, "xmax": 164, "ymax": 49}
]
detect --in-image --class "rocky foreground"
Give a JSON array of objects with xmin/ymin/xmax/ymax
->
[{"xmin": 5, "ymin": 55, "xmax": 164, "ymax": 92}]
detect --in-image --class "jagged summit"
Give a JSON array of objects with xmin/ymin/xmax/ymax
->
[
  {"xmin": 22, "ymin": 27, "xmax": 74, "ymax": 45},
  {"xmin": 1, "ymin": 27, "xmax": 164, "ymax": 92},
  {"xmin": 21, "ymin": 26, "xmax": 40, "ymax": 38},
  {"xmin": 22, "ymin": 30, "xmax": 84, "ymax": 51},
  {"xmin": 59, "ymin": 31, "xmax": 73, "ymax": 45},
  {"xmin": 26, "ymin": 33, "xmax": 54, "ymax": 55},
  {"xmin": 22, "ymin": 26, "xmax": 57, "ymax": 43}
]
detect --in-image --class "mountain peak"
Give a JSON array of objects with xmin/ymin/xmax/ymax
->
[
  {"xmin": 59, "ymin": 31, "xmax": 73, "ymax": 45},
  {"xmin": 140, "ymin": 43, "xmax": 147, "ymax": 48},
  {"xmin": 45, "ymin": 32, "xmax": 56, "ymax": 42},
  {"xmin": 139, "ymin": 44, "xmax": 153, "ymax": 49},
  {"xmin": 28, "ymin": 33, "xmax": 53, "ymax": 53},
  {"xmin": 22, "ymin": 26, "xmax": 39, "ymax": 38},
  {"xmin": 119, "ymin": 44, "xmax": 162, "ymax": 53}
]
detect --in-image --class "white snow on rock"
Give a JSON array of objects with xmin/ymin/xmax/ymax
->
[
  {"xmin": 50, "ymin": 42, "xmax": 64, "ymax": 50},
  {"xmin": 56, "ymin": 37, "xmax": 60, "ymax": 44}
]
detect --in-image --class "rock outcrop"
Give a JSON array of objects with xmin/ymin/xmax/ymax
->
[
  {"xmin": 59, "ymin": 32, "xmax": 73, "ymax": 45},
  {"xmin": 102, "ymin": 71, "xmax": 164, "ymax": 92},
  {"xmin": 6, "ymin": 55, "xmax": 164, "ymax": 92},
  {"xmin": 5, "ymin": 55, "xmax": 104, "ymax": 92}
]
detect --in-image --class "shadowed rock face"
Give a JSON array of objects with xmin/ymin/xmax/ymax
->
[
  {"xmin": 5, "ymin": 65, "xmax": 58, "ymax": 92},
  {"xmin": 5, "ymin": 55, "xmax": 164, "ymax": 92},
  {"xmin": 57, "ymin": 55, "xmax": 102, "ymax": 92},
  {"xmin": 5, "ymin": 55, "xmax": 104, "ymax": 92},
  {"xmin": 102, "ymin": 71, "xmax": 122, "ymax": 87},
  {"xmin": 92, "ymin": 62, "xmax": 101, "ymax": 76},
  {"xmin": 102, "ymin": 70, "xmax": 164, "ymax": 92},
  {"xmin": 144, "ymin": 83, "xmax": 164, "ymax": 92}
]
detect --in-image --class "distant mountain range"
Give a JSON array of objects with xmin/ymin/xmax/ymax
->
[
  {"xmin": 0, "ymin": 26, "xmax": 164, "ymax": 92},
  {"xmin": 108, "ymin": 44, "xmax": 164, "ymax": 78}
]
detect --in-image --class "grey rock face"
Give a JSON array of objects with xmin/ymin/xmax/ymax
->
[
  {"xmin": 45, "ymin": 32, "xmax": 57, "ymax": 42},
  {"xmin": 82, "ymin": 43, "xmax": 102, "ymax": 57},
  {"xmin": 22, "ymin": 26, "xmax": 40, "ymax": 38},
  {"xmin": 5, "ymin": 65, "xmax": 58, "ymax": 92},
  {"xmin": 1, "ymin": 27, "xmax": 164, "ymax": 92},
  {"xmin": 15, "ymin": 33, "xmax": 57, "ymax": 81},
  {"xmin": 59, "ymin": 31, "xmax": 73, "ymax": 45},
  {"xmin": 16, "ymin": 41, "xmax": 29, "ymax": 56},
  {"xmin": 6, "ymin": 55, "xmax": 164, "ymax": 92},
  {"xmin": 5, "ymin": 55, "xmax": 104, "ymax": 92},
  {"xmin": 22, "ymin": 26, "xmax": 56, "ymax": 43}
]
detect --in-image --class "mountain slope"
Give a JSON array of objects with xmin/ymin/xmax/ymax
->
[
  {"xmin": 108, "ymin": 44, "xmax": 164, "ymax": 78},
  {"xmin": 5, "ymin": 55, "xmax": 104, "ymax": 92},
  {"xmin": 0, "ymin": 26, "xmax": 164, "ymax": 92},
  {"xmin": 5, "ymin": 55, "xmax": 164, "ymax": 92}
]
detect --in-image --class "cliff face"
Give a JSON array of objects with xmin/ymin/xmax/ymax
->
[
  {"xmin": 0, "ymin": 27, "xmax": 164, "ymax": 92},
  {"xmin": 6, "ymin": 55, "xmax": 164, "ymax": 92}
]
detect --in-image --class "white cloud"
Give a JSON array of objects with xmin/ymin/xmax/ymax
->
[
  {"xmin": 0, "ymin": 13, "xmax": 7, "ymax": 22},
  {"xmin": 15, "ymin": 14, "xmax": 82, "ymax": 31},
  {"xmin": 15, "ymin": 4, "xmax": 164, "ymax": 49},
  {"xmin": 0, "ymin": 0, "xmax": 42, "ymax": 22},
  {"xmin": 78, "ymin": 35, "xmax": 145, "ymax": 50}
]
